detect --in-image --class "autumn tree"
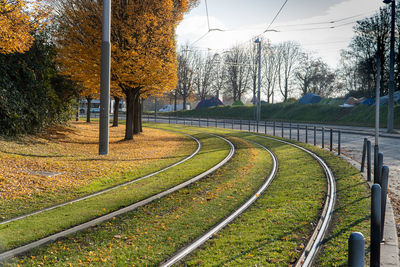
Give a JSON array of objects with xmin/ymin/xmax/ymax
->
[
  {"xmin": 55, "ymin": 0, "xmax": 197, "ymax": 139},
  {"xmin": 0, "ymin": 0, "xmax": 48, "ymax": 54},
  {"xmin": 177, "ymin": 45, "xmax": 196, "ymax": 110}
]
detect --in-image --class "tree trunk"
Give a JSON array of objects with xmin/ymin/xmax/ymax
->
[
  {"xmin": 86, "ymin": 97, "xmax": 91, "ymax": 123},
  {"xmin": 174, "ymin": 93, "xmax": 177, "ymax": 111},
  {"xmin": 125, "ymin": 89, "xmax": 134, "ymax": 140},
  {"xmin": 133, "ymin": 93, "xmax": 140, "ymax": 134},
  {"xmin": 112, "ymin": 97, "xmax": 120, "ymax": 127},
  {"xmin": 139, "ymin": 98, "xmax": 143, "ymax": 132},
  {"xmin": 183, "ymin": 94, "xmax": 187, "ymax": 110}
]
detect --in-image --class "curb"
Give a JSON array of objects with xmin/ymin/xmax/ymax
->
[{"xmin": 339, "ymin": 153, "xmax": 399, "ymax": 266}]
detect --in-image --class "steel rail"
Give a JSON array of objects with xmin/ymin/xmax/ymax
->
[
  {"xmin": 0, "ymin": 132, "xmax": 201, "ymax": 226},
  {"xmin": 0, "ymin": 134, "xmax": 235, "ymax": 262},
  {"xmin": 255, "ymin": 135, "xmax": 336, "ymax": 267},
  {"xmin": 160, "ymin": 139, "xmax": 278, "ymax": 267}
]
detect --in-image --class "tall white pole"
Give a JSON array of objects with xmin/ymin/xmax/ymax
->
[{"xmin": 99, "ymin": 0, "xmax": 111, "ymax": 155}]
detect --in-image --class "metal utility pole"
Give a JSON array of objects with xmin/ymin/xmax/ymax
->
[
  {"xmin": 255, "ymin": 39, "xmax": 261, "ymax": 122},
  {"xmin": 99, "ymin": 0, "xmax": 111, "ymax": 155},
  {"xmin": 384, "ymin": 0, "xmax": 396, "ymax": 133}
]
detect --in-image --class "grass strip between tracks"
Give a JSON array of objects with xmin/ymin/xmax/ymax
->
[
  {"xmin": 182, "ymin": 133, "xmax": 327, "ymax": 266},
  {"xmin": 0, "ymin": 129, "xmax": 229, "ymax": 252},
  {"xmin": 8, "ymin": 134, "xmax": 271, "ymax": 266},
  {"xmin": 296, "ymin": 143, "xmax": 370, "ymax": 265}
]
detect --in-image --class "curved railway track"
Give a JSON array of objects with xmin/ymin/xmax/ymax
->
[
  {"xmin": 160, "ymin": 139, "xmax": 279, "ymax": 267},
  {"xmin": 156, "ymin": 127, "xmax": 335, "ymax": 267},
  {"xmin": 0, "ymin": 132, "xmax": 201, "ymax": 226},
  {"xmin": 0, "ymin": 133, "xmax": 235, "ymax": 262}
]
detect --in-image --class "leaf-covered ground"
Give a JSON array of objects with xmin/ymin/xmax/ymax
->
[{"xmin": 0, "ymin": 122, "xmax": 194, "ymax": 219}]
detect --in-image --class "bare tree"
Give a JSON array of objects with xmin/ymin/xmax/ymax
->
[
  {"xmin": 276, "ymin": 41, "xmax": 302, "ymax": 102},
  {"xmin": 224, "ymin": 45, "xmax": 251, "ymax": 102},
  {"xmin": 177, "ymin": 45, "xmax": 196, "ymax": 110},
  {"xmin": 194, "ymin": 51, "xmax": 217, "ymax": 101},
  {"xmin": 261, "ymin": 43, "xmax": 278, "ymax": 103}
]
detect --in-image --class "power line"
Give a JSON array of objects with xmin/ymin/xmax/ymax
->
[{"xmin": 263, "ymin": 0, "xmax": 289, "ymax": 33}]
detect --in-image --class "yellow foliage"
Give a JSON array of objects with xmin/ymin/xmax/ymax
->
[{"xmin": 0, "ymin": 0, "xmax": 49, "ymax": 54}]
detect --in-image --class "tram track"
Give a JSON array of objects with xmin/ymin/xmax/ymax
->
[{"xmin": 0, "ymin": 132, "xmax": 235, "ymax": 262}]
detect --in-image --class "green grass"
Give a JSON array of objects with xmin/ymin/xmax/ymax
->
[
  {"xmin": 183, "ymin": 133, "xmax": 326, "ymax": 266},
  {"xmin": 0, "ymin": 129, "xmax": 230, "ymax": 251},
  {"xmin": 0, "ymin": 128, "xmax": 197, "ymax": 221},
  {"xmin": 295, "ymin": 143, "xmax": 370, "ymax": 265},
  {"xmin": 8, "ymin": 133, "xmax": 272, "ymax": 266},
  {"xmin": 163, "ymin": 102, "xmax": 400, "ymax": 128}
]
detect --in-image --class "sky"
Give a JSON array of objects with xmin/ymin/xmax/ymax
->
[{"xmin": 176, "ymin": 0, "xmax": 384, "ymax": 68}]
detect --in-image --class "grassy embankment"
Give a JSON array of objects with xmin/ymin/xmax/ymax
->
[{"xmin": 163, "ymin": 102, "xmax": 400, "ymax": 128}]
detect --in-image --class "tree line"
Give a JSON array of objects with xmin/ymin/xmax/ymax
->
[{"xmin": 172, "ymin": 40, "xmax": 341, "ymax": 110}]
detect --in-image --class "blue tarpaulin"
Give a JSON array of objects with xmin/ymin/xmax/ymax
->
[
  {"xmin": 195, "ymin": 97, "xmax": 224, "ymax": 109},
  {"xmin": 298, "ymin": 93, "xmax": 322, "ymax": 104},
  {"xmin": 361, "ymin": 98, "xmax": 375, "ymax": 106}
]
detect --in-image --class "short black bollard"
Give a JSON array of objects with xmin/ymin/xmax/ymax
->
[
  {"xmin": 281, "ymin": 122, "xmax": 284, "ymax": 138},
  {"xmin": 330, "ymin": 128, "xmax": 333, "ymax": 151},
  {"xmin": 231, "ymin": 119, "xmax": 234, "ymax": 129},
  {"xmin": 322, "ymin": 127, "xmax": 325, "ymax": 148},
  {"xmin": 248, "ymin": 120, "xmax": 251, "ymax": 132},
  {"xmin": 338, "ymin": 130, "xmax": 341, "ymax": 155},
  {"xmin": 306, "ymin": 126, "xmax": 308, "ymax": 143},
  {"xmin": 198, "ymin": 118, "xmax": 201, "ymax": 127},
  {"xmin": 376, "ymin": 153, "xmax": 383, "ymax": 185},
  {"xmin": 183, "ymin": 117, "xmax": 185, "ymax": 125},
  {"xmin": 289, "ymin": 123, "xmax": 292, "ymax": 139},
  {"xmin": 215, "ymin": 119, "xmax": 217, "ymax": 128},
  {"xmin": 273, "ymin": 121, "xmax": 276, "ymax": 136},
  {"xmin": 367, "ymin": 140, "xmax": 371, "ymax": 181},
  {"xmin": 257, "ymin": 121, "xmax": 259, "ymax": 133},
  {"xmin": 240, "ymin": 120, "xmax": 242, "ymax": 130},
  {"xmin": 223, "ymin": 119, "xmax": 225, "ymax": 128},
  {"xmin": 314, "ymin": 126, "xmax": 316, "ymax": 146},
  {"xmin": 348, "ymin": 232, "xmax": 365, "ymax": 267},
  {"xmin": 361, "ymin": 138, "xmax": 367, "ymax": 172},
  {"xmin": 371, "ymin": 184, "xmax": 381, "ymax": 267},
  {"xmin": 206, "ymin": 117, "xmax": 209, "ymax": 127},
  {"xmin": 297, "ymin": 124, "xmax": 300, "ymax": 141},
  {"xmin": 168, "ymin": 116, "xmax": 171, "ymax": 124},
  {"xmin": 374, "ymin": 145, "xmax": 379, "ymax": 182},
  {"xmin": 381, "ymin": 166, "xmax": 389, "ymax": 240}
]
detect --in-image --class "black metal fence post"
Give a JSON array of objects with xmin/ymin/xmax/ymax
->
[
  {"xmin": 361, "ymin": 138, "xmax": 367, "ymax": 172},
  {"xmin": 314, "ymin": 126, "xmax": 316, "ymax": 146},
  {"xmin": 215, "ymin": 119, "xmax": 217, "ymax": 128},
  {"xmin": 329, "ymin": 128, "xmax": 333, "ymax": 151},
  {"xmin": 273, "ymin": 121, "xmax": 276, "ymax": 136},
  {"xmin": 281, "ymin": 122, "xmax": 284, "ymax": 137},
  {"xmin": 367, "ymin": 140, "xmax": 371, "ymax": 181},
  {"xmin": 297, "ymin": 124, "xmax": 299, "ymax": 141},
  {"xmin": 338, "ymin": 130, "xmax": 341, "ymax": 155},
  {"xmin": 223, "ymin": 119, "xmax": 225, "ymax": 128},
  {"xmin": 248, "ymin": 120, "xmax": 251, "ymax": 132},
  {"xmin": 371, "ymin": 184, "xmax": 381, "ymax": 267},
  {"xmin": 264, "ymin": 121, "xmax": 267, "ymax": 134},
  {"xmin": 322, "ymin": 127, "xmax": 325, "ymax": 148},
  {"xmin": 206, "ymin": 117, "xmax": 209, "ymax": 127},
  {"xmin": 232, "ymin": 119, "xmax": 234, "ymax": 129},
  {"xmin": 168, "ymin": 116, "xmax": 171, "ymax": 124},
  {"xmin": 381, "ymin": 166, "xmax": 389, "ymax": 240},
  {"xmin": 306, "ymin": 126, "xmax": 308, "ymax": 143},
  {"xmin": 257, "ymin": 121, "xmax": 259, "ymax": 133},
  {"xmin": 289, "ymin": 123, "xmax": 292, "ymax": 139},
  {"xmin": 198, "ymin": 117, "xmax": 201, "ymax": 127},
  {"xmin": 240, "ymin": 120, "xmax": 242, "ymax": 131},
  {"xmin": 348, "ymin": 232, "xmax": 365, "ymax": 267}
]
